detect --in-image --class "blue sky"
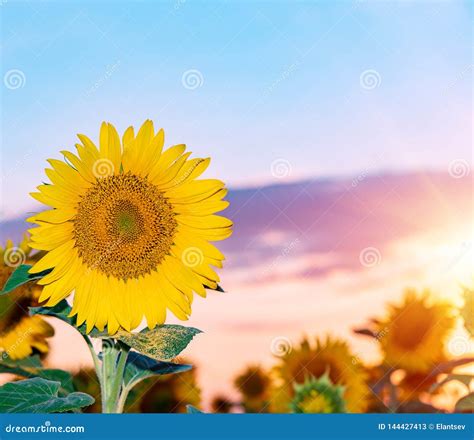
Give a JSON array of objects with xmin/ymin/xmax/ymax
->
[{"xmin": 1, "ymin": 0, "xmax": 472, "ymax": 218}]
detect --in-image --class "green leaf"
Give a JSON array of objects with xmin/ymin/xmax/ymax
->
[
  {"xmin": 455, "ymin": 392, "xmax": 474, "ymax": 412},
  {"xmin": 187, "ymin": 404, "xmax": 204, "ymax": 413},
  {"xmin": 116, "ymin": 325, "xmax": 202, "ymax": 361},
  {"xmin": 123, "ymin": 352, "xmax": 192, "ymax": 390},
  {"xmin": 0, "ymin": 355, "xmax": 74, "ymax": 394},
  {"xmin": 0, "ymin": 378, "xmax": 94, "ymax": 413},
  {"xmin": 1, "ymin": 265, "xmax": 51, "ymax": 295},
  {"xmin": 2, "ymin": 354, "xmax": 43, "ymax": 368},
  {"xmin": 30, "ymin": 300, "xmax": 108, "ymax": 338}
]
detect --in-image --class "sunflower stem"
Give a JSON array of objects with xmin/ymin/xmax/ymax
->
[
  {"xmin": 110, "ymin": 342, "xmax": 130, "ymax": 413},
  {"xmin": 116, "ymin": 383, "xmax": 132, "ymax": 414},
  {"xmin": 101, "ymin": 339, "xmax": 129, "ymax": 413},
  {"xmin": 82, "ymin": 334, "xmax": 102, "ymax": 382}
]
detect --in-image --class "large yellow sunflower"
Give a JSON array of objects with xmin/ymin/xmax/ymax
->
[
  {"xmin": 28, "ymin": 121, "xmax": 232, "ymax": 334},
  {"xmin": 0, "ymin": 237, "xmax": 54, "ymax": 360},
  {"xmin": 271, "ymin": 336, "xmax": 369, "ymax": 413},
  {"xmin": 376, "ymin": 289, "xmax": 456, "ymax": 373}
]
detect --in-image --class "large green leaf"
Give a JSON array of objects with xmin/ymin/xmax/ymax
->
[
  {"xmin": 116, "ymin": 325, "xmax": 202, "ymax": 361},
  {"xmin": 0, "ymin": 355, "xmax": 74, "ymax": 394},
  {"xmin": 1, "ymin": 265, "xmax": 51, "ymax": 295},
  {"xmin": 30, "ymin": 300, "xmax": 108, "ymax": 338},
  {"xmin": 455, "ymin": 392, "xmax": 474, "ymax": 412},
  {"xmin": 0, "ymin": 378, "xmax": 94, "ymax": 413},
  {"xmin": 123, "ymin": 352, "xmax": 192, "ymax": 390}
]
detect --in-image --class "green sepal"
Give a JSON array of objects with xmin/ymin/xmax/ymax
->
[{"xmin": 290, "ymin": 373, "xmax": 346, "ymax": 413}]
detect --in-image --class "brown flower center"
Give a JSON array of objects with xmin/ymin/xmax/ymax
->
[{"xmin": 74, "ymin": 173, "xmax": 177, "ymax": 280}]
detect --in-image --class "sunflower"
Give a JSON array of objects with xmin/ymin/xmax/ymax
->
[
  {"xmin": 271, "ymin": 336, "xmax": 369, "ymax": 413},
  {"xmin": 290, "ymin": 373, "xmax": 346, "ymax": 413},
  {"xmin": 0, "ymin": 237, "xmax": 54, "ymax": 360},
  {"xmin": 234, "ymin": 365, "xmax": 271, "ymax": 412},
  {"xmin": 376, "ymin": 289, "xmax": 456, "ymax": 373},
  {"xmin": 124, "ymin": 365, "xmax": 200, "ymax": 413},
  {"xmin": 28, "ymin": 121, "xmax": 232, "ymax": 334}
]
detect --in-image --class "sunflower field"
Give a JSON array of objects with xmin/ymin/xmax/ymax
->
[{"xmin": 0, "ymin": 121, "xmax": 472, "ymax": 415}]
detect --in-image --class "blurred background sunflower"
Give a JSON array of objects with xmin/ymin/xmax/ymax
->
[
  {"xmin": 234, "ymin": 365, "xmax": 271, "ymax": 413},
  {"xmin": 376, "ymin": 289, "xmax": 456, "ymax": 373},
  {"xmin": 210, "ymin": 395, "xmax": 234, "ymax": 413},
  {"xmin": 0, "ymin": 236, "xmax": 54, "ymax": 360},
  {"xmin": 290, "ymin": 373, "xmax": 346, "ymax": 414},
  {"xmin": 270, "ymin": 336, "xmax": 369, "ymax": 413}
]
